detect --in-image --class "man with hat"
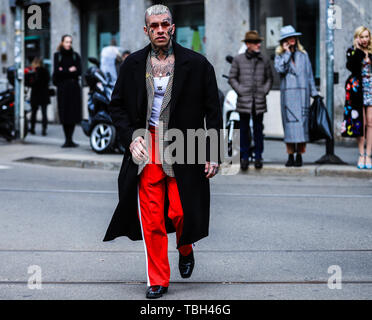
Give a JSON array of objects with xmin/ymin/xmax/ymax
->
[{"xmin": 229, "ymin": 31, "xmax": 273, "ymax": 170}]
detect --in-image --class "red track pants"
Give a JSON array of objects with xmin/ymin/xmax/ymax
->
[{"xmin": 137, "ymin": 126, "xmax": 193, "ymax": 287}]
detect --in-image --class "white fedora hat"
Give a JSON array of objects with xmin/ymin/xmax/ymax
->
[{"xmin": 279, "ymin": 25, "xmax": 302, "ymax": 41}]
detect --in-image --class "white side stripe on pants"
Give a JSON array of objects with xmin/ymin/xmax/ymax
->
[{"xmin": 137, "ymin": 184, "xmax": 150, "ymax": 287}]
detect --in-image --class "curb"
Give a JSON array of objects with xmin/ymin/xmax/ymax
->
[
  {"xmin": 14, "ymin": 157, "xmax": 372, "ymax": 179},
  {"xmin": 14, "ymin": 157, "xmax": 122, "ymax": 171}
]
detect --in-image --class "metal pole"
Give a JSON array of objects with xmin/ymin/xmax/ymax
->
[
  {"xmin": 20, "ymin": 6, "xmax": 25, "ymax": 140},
  {"xmin": 316, "ymin": 0, "xmax": 345, "ymax": 164},
  {"xmin": 14, "ymin": 4, "xmax": 22, "ymax": 139},
  {"xmin": 14, "ymin": 1, "xmax": 26, "ymax": 141}
]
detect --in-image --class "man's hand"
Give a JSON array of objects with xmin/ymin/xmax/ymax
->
[
  {"xmin": 129, "ymin": 137, "xmax": 148, "ymax": 163},
  {"xmin": 205, "ymin": 162, "xmax": 220, "ymax": 179}
]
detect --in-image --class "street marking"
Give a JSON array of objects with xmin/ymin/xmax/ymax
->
[
  {"xmin": 0, "ymin": 249, "xmax": 371, "ymax": 253},
  {"xmin": 0, "ymin": 280, "xmax": 371, "ymax": 285},
  {"xmin": 0, "ymin": 188, "xmax": 371, "ymax": 199},
  {"xmin": 213, "ymin": 193, "xmax": 372, "ymax": 199},
  {"xmin": 0, "ymin": 165, "xmax": 11, "ymax": 170}
]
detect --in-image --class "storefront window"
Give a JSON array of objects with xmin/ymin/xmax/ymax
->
[
  {"xmin": 250, "ymin": 0, "xmax": 320, "ymax": 89},
  {"xmin": 80, "ymin": 0, "xmax": 120, "ymax": 73},
  {"xmin": 24, "ymin": 3, "xmax": 51, "ymax": 72},
  {"xmin": 153, "ymin": 0, "xmax": 205, "ymax": 55}
]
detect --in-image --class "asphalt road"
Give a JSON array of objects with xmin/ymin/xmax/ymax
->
[{"xmin": 0, "ymin": 161, "xmax": 371, "ymax": 300}]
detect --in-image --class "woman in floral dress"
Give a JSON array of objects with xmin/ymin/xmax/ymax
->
[{"xmin": 344, "ymin": 26, "xmax": 372, "ymax": 169}]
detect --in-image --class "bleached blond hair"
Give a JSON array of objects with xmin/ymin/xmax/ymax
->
[
  {"xmin": 354, "ymin": 26, "xmax": 372, "ymax": 54},
  {"xmin": 145, "ymin": 5, "xmax": 173, "ymax": 26}
]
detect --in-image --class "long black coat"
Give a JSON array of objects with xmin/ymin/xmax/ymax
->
[
  {"xmin": 53, "ymin": 49, "xmax": 82, "ymax": 125},
  {"xmin": 30, "ymin": 66, "xmax": 50, "ymax": 106},
  {"xmin": 103, "ymin": 41, "xmax": 223, "ymax": 248}
]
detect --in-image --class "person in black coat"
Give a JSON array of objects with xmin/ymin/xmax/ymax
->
[
  {"xmin": 53, "ymin": 34, "xmax": 82, "ymax": 148},
  {"xmin": 103, "ymin": 4, "xmax": 223, "ymax": 299},
  {"xmin": 30, "ymin": 57, "xmax": 50, "ymax": 136}
]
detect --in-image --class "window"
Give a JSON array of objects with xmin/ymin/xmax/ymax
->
[
  {"xmin": 250, "ymin": 0, "xmax": 320, "ymax": 89},
  {"xmin": 80, "ymin": 0, "xmax": 120, "ymax": 72},
  {"xmin": 152, "ymin": 0, "xmax": 205, "ymax": 54}
]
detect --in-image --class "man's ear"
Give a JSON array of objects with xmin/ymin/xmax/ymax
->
[{"xmin": 144, "ymin": 26, "xmax": 149, "ymax": 37}]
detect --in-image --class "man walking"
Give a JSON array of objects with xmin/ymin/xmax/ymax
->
[
  {"xmin": 103, "ymin": 5, "xmax": 222, "ymax": 299},
  {"xmin": 229, "ymin": 31, "xmax": 273, "ymax": 170}
]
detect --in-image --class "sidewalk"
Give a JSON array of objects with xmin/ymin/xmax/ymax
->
[{"xmin": 1, "ymin": 124, "xmax": 372, "ymax": 179}]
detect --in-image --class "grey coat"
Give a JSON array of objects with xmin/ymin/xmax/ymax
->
[
  {"xmin": 274, "ymin": 50, "xmax": 318, "ymax": 143},
  {"xmin": 228, "ymin": 50, "xmax": 273, "ymax": 114}
]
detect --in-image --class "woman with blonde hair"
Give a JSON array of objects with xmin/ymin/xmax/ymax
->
[
  {"xmin": 30, "ymin": 57, "xmax": 50, "ymax": 136},
  {"xmin": 342, "ymin": 26, "xmax": 372, "ymax": 169},
  {"xmin": 274, "ymin": 25, "xmax": 319, "ymax": 167}
]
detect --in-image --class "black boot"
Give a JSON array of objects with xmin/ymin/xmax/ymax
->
[
  {"xmin": 240, "ymin": 158, "xmax": 249, "ymax": 171},
  {"xmin": 254, "ymin": 158, "xmax": 263, "ymax": 169},
  {"xmin": 62, "ymin": 124, "xmax": 79, "ymax": 148},
  {"xmin": 285, "ymin": 154, "xmax": 295, "ymax": 167},
  {"xmin": 294, "ymin": 153, "xmax": 303, "ymax": 167}
]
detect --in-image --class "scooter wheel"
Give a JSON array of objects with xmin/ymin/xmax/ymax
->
[{"xmin": 90, "ymin": 123, "xmax": 116, "ymax": 154}]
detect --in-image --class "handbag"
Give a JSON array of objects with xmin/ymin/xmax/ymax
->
[{"xmin": 309, "ymin": 96, "xmax": 333, "ymax": 141}]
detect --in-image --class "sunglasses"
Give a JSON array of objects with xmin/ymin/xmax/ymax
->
[
  {"xmin": 245, "ymin": 40, "xmax": 262, "ymax": 44},
  {"xmin": 149, "ymin": 21, "xmax": 172, "ymax": 29}
]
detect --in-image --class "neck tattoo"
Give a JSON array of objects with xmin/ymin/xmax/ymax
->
[{"xmin": 151, "ymin": 41, "xmax": 174, "ymax": 61}]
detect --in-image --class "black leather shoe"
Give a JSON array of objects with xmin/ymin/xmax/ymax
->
[
  {"xmin": 146, "ymin": 286, "xmax": 168, "ymax": 299},
  {"xmin": 179, "ymin": 250, "xmax": 195, "ymax": 279},
  {"xmin": 285, "ymin": 154, "xmax": 295, "ymax": 167},
  {"xmin": 240, "ymin": 158, "xmax": 249, "ymax": 171},
  {"xmin": 254, "ymin": 158, "xmax": 263, "ymax": 169},
  {"xmin": 294, "ymin": 153, "xmax": 303, "ymax": 167}
]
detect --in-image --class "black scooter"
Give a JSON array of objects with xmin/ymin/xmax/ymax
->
[
  {"xmin": 81, "ymin": 57, "xmax": 125, "ymax": 154},
  {"xmin": 0, "ymin": 67, "xmax": 29, "ymax": 142}
]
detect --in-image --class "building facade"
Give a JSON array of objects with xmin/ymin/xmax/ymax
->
[{"xmin": 1, "ymin": 0, "xmax": 371, "ymax": 139}]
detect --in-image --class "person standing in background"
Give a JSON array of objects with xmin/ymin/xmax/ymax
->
[
  {"xmin": 343, "ymin": 26, "xmax": 372, "ymax": 169},
  {"xmin": 228, "ymin": 30, "xmax": 273, "ymax": 170},
  {"xmin": 53, "ymin": 34, "xmax": 82, "ymax": 148},
  {"xmin": 30, "ymin": 57, "xmax": 50, "ymax": 136},
  {"xmin": 100, "ymin": 38, "xmax": 121, "ymax": 85},
  {"xmin": 274, "ymin": 26, "xmax": 319, "ymax": 167}
]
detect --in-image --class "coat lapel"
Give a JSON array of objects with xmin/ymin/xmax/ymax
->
[
  {"xmin": 145, "ymin": 55, "xmax": 155, "ymax": 122},
  {"xmin": 170, "ymin": 41, "xmax": 190, "ymax": 117},
  {"xmin": 133, "ymin": 44, "xmax": 151, "ymax": 118}
]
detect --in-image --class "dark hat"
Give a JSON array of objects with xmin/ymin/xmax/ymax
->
[{"xmin": 242, "ymin": 30, "xmax": 264, "ymax": 43}]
